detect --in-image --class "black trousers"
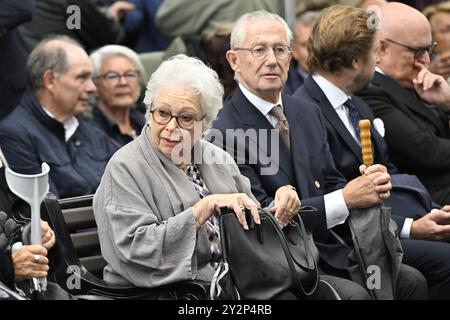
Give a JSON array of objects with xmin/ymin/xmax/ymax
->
[
  {"xmin": 402, "ymin": 239, "xmax": 450, "ymax": 299},
  {"xmin": 319, "ymin": 263, "xmax": 427, "ymax": 300}
]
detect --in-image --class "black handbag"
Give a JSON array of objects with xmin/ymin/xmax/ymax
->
[{"xmin": 210, "ymin": 206, "xmax": 319, "ymax": 300}]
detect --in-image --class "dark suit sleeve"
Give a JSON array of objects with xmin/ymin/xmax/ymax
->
[
  {"xmin": 0, "ymin": 0, "xmax": 33, "ymax": 35},
  {"xmin": 359, "ymin": 87, "xmax": 450, "ymax": 170},
  {"xmin": 69, "ymin": 0, "xmax": 124, "ymax": 50},
  {"xmin": 311, "ymin": 109, "xmax": 347, "ymax": 238},
  {"xmin": 390, "ymin": 214, "xmax": 405, "ymax": 233},
  {"xmin": 0, "ymin": 211, "xmax": 22, "ymax": 289}
]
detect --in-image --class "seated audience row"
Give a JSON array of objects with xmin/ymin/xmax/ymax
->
[
  {"xmin": 295, "ymin": 3, "xmax": 450, "ymax": 299},
  {"xmin": 3, "ymin": 2, "xmax": 450, "ymax": 300}
]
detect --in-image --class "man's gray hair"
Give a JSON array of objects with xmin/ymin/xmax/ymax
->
[
  {"xmin": 143, "ymin": 54, "xmax": 224, "ymax": 130},
  {"xmin": 230, "ymin": 10, "xmax": 293, "ymax": 48},
  {"xmin": 27, "ymin": 35, "xmax": 81, "ymax": 92},
  {"xmin": 89, "ymin": 45, "xmax": 146, "ymax": 86}
]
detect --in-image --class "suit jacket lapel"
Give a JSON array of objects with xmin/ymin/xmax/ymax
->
[
  {"xmin": 305, "ymin": 77, "xmax": 362, "ymax": 162},
  {"xmin": 231, "ymin": 88, "xmax": 295, "ymax": 185},
  {"xmin": 373, "ymin": 72, "xmax": 448, "ymax": 136},
  {"xmin": 283, "ymin": 97, "xmax": 312, "ymax": 195}
]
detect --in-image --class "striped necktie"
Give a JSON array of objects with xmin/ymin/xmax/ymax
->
[
  {"xmin": 185, "ymin": 164, "xmax": 221, "ymax": 261},
  {"xmin": 270, "ymin": 104, "xmax": 290, "ymax": 150}
]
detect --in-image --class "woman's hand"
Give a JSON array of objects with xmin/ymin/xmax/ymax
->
[
  {"xmin": 40, "ymin": 220, "xmax": 55, "ymax": 251},
  {"xmin": 192, "ymin": 193, "xmax": 260, "ymax": 230},
  {"xmin": 12, "ymin": 245, "xmax": 49, "ymax": 281},
  {"xmin": 271, "ymin": 185, "xmax": 301, "ymax": 228}
]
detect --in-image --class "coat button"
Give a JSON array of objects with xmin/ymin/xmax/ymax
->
[{"xmin": 314, "ymin": 180, "xmax": 321, "ymax": 189}]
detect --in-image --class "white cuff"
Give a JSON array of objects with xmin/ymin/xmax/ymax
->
[
  {"xmin": 324, "ymin": 189, "xmax": 350, "ymax": 229},
  {"xmin": 400, "ymin": 218, "xmax": 414, "ymax": 239}
]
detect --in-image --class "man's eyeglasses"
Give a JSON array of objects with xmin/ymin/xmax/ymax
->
[
  {"xmin": 96, "ymin": 70, "xmax": 140, "ymax": 85},
  {"xmin": 233, "ymin": 44, "xmax": 292, "ymax": 59},
  {"xmin": 150, "ymin": 107, "xmax": 205, "ymax": 129},
  {"xmin": 385, "ymin": 38, "xmax": 437, "ymax": 60}
]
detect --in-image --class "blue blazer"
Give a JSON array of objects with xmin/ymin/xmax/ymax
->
[
  {"xmin": 211, "ymin": 86, "xmax": 353, "ymax": 269},
  {"xmin": 283, "ymin": 60, "xmax": 305, "ymax": 95},
  {"xmin": 295, "ymin": 76, "xmax": 433, "ymax": 225}
]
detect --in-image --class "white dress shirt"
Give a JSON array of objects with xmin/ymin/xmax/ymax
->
[
  {"xmin": 312, "ymin": 74, "xmax": 413, "ymax": 237},
  {"xmin": 240, "ymin": 83, "xmax": 349, "ymax": 229},
  {"xmin": 239, "ymin": 84, "xmax": 283, "ymax": 127},
  {"xmin": 312, "ymin": 74, "xmax": 360, "ymax": 143}
]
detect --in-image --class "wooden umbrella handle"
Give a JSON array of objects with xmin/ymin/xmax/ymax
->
[{"xmin": 359, "ymin": 119, "xmax": 373, "ymax": 166}]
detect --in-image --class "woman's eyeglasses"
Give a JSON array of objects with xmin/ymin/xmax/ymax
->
[
  {"xmin": 150, "ymin": 107, "xmax": 205, "ymax": 129},
  {"xmin": 96, "ymin": 70, "xmax": 140, "ymax": 86}
]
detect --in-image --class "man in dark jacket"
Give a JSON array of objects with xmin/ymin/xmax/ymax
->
[
  {"xmin": 0, "ymin": 35, "xmax": 119, "ymax": 199},
  {"xmin": 294, "ymin": 4, "xmax": 450, "ymax": 299},
  {"xmin": 0, "ymin": 211, "xmax": 53, "ymax": 292},
  {"xmin": 0, "ymin": 0, "xmax": 33, "ymax": 119},
  {"xmin": 17, "ymin": 0, "xmax": 130, "ymax": 54},
  {"xmin": 357, "ymin": 2, "xmax": 450, "ymax": 206}
]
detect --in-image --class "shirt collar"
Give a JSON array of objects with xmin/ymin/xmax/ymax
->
[
  {"xmin": 239, "ymin": 83, "xmax": 283, "ymax": 116},
  {"xmin": 375, "ymin": 66, "xmax": 385, "ymax": 75},
  {"xmin": 42, "ymin": 107, "xmax": 79, "ymax": 142},
  {"xmin": 312, "ymin": 74, "xmax": 349, "ymax": 110}
]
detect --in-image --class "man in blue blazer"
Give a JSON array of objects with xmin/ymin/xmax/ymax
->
[
  {"xmin": 211, "ymin": 9, "xmax": 426, "ymax": 299},
  {"xmin": 293, "ymin": 4, "xmax": 450, "ymax": 299}
]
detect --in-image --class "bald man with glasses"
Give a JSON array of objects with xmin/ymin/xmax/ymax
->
[{"xmin": 357, "ymin": 2, "xmax": 450, "ymax": 207}]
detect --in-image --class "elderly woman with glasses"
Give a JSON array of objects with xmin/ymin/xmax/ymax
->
[
  {"xmin": 90, "ymin": 45, "xmax": 146, "ymax": 147},
  {"xmin": 93, "ymin": 54, "xmax": 301, "ymax": 288}
]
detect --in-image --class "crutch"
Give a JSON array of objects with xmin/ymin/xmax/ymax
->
[{"xmin": 5, "ymin": 163, "xmax": 50, "ymax": 292}]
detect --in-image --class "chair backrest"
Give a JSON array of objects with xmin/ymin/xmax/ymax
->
[
  {"xmin": 138, "ymin": 51, "xmax": 164, "ymax": 79},
  {"xmin": 58, "ymin": 195, "xmax": 106, "ymax": 279}
]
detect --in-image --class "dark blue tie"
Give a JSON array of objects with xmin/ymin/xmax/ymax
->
[{"xmin": 344, "ymin": 98, "xmax": 362, "ymax": 141}]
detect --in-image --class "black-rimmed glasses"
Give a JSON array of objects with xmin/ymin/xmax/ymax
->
[
  {"xmin": 233, "ymin": 44, "xmax": 292, "ymax": 59},
  {"xmin": 96, "ymin": 70, "xmax": 140, "ymax": 86},
  {"xmin": 150, "ymin": 107, "xmax": 205, "ymax": 129},
  {"xmin": 385, "ymin": 38, "xmax": 437, "ymax": 60}
]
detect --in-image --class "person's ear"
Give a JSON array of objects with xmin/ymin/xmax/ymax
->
[
  {"xmin": 226, "ymin": 50, "xmax": 239, "ymax": 72},
  {"xmin": 352, "ymin": 56, "xmax": 362, "ymax": 71},
  {"xmin": 377, "ymin": 39, "xmax": 387, "ymax": 62},
  {"xmin": 291, "ymin": 41, "xmax": 299, "ymax": 61},
  {"xmin": 42, "ymin": 70, "xmax": 56, "ymax": 93}
]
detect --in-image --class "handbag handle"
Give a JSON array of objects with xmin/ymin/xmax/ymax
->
[
  {"xmin": 218, "ymin": 207, "xmax": 318, "ymax": 297},
  {"xmin": 259, "ymin": 208, "xmax": 318, "ymax": 296}
]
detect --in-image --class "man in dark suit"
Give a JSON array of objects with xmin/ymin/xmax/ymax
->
[
  {"xmin": 284, "ymin": 10, "xmax": 320, "ymax": 95},
  {"xmin": 294, "ymin": 3, "xmax": 450, "ymax": 299},
  {"xmin": 0, "ymin": 0, "xmax": 33, "ymax": 119},
  {"xmin": 357, "ymin": 2, "xmax": 450, "ymax": 207},
  {"xmin": 211, "ymin": 9, "xmax": 427, "ymax": 299}
]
